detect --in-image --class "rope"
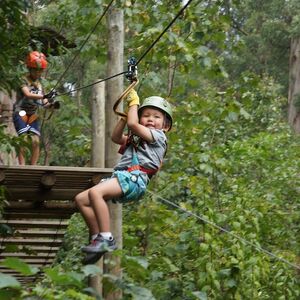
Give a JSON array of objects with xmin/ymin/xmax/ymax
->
[
  {"xmin": 52, "ymin": 0, "xmax": 115, "ymax": 91},
  {"xmin": 146, "ymin": 190, "xmax": 300, "ymax": 271}
]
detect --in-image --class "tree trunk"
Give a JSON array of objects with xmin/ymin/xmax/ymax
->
[
  {"xmin": 92, "ymin": 81, "xmax": 105, "ymax": 167},
  {"xmin": 104, "ymin": 6, "xmax": 124, "ymax": 300},
  {"xmin": 88, "ymin": 81, "xmax": 106, "ymax": 294},
  {"xmin": 0, "ymin": 91, "xmax": 18, "ymax": 165},
  {"xmin": 288, "ymin": 37, "xmax": 300, "ymax": 133}
]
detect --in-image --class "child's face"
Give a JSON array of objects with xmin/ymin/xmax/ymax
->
[
  {"xmin": 29, "ymin": 68, "xmax": 44, "ymax": 80},
  {"xmin": 140, "ymin": 107, "xmax": 166, "ymax": 130}
]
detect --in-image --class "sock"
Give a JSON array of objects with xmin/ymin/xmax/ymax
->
[
  {"xmin": 91, "ymin": 234, "xmax": 98, "ymax": 240},
  {"xmin": 100, "ymin": 232, "xmax": 113, "ymax": 240}
]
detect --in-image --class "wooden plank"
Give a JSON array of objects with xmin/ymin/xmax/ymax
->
[
  {"xmin": 4, "ymin": 189, "xmax": 85, "ymax": 201},
  {"xmin": 1, "ymin": 238, "xmax": 63, "ymax": 246},
  {"xmin": 0, "ymin": 258, "xmax": 54, "ymax": 264},
  {"xmin": 0, "ymin": 245, "xmax": 60, "ymax": 252},
  {"xmin": 11, "ymin": 229, "xmax": 65, "ymax": 238},
  {"xmin": 0, "ymin": 252, "xmax": 56, "ymax": 258},
  {"xmin": 0, "ymin": 219, "xmax": 68, "ymax": 228},
  {"xmin": 0, "ymin": 165, "xmax": 113, "ymax": 201},
  {"xmin": 0, "ymin": 164, "xmax": 113, "ymax": 173},
  {"xmin": 5, "ymin": 200, "xmax": 77, "ymax": 210},
  {"xmin": 3, "ymin": 211, "xmax": 74, "ymax": 219},
  {"xmin": 0, "ymin": 269, "xmax": 35, "ymax": 274},
  {"xmin": 0, "ymin": 264, "xmax": 49, "ymax": 271}
]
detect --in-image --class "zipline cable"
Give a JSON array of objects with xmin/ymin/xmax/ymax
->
[
  {"xmin": 52, "ymin": 0, "xmax": 115, "ymax": 91},
  {"xmin": 58, "ymin": 71, "xmax": 127, "ymax": 96},
  {"xmin": 147, "ymin": 190, "xmax": 300, "ymax": 271},
  {"xmin": 56, "ymin": 0, "xmax": 194, "ymax": 97}
]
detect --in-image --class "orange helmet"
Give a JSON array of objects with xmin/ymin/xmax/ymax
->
[{"xmin": 26, "ymin": 51, "xmax": 48, "ymax": 69}]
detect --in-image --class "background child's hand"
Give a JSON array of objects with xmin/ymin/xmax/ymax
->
[
  {"xmin": 43, "ymin": 89, "xmax": 57, "ymax": 102},
  {"xmin": 125, "ymin": 89, "xmax": 139, "ymax": 107}
]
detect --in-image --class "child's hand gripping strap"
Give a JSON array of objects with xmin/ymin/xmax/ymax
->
[{"xmin": 113, "ymin": 78, "xmax": 139, "ymax": 118}]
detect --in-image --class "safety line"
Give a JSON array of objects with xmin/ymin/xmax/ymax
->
[
  {"xmin": 136, "ymin": 0, "xmax": 193, "ymax": 66},
  {"xmin": 52, "ymin": 0, "xmax": 115, "ymax": 91},
  {"xmin": 56, "ymin": 0, "xmax": 194, "ymax": 96},
  {"xmin": 58, "ymin": 71, "xmax": 127, "ymax": 96},
  {"xmin": 147, "ymin": 190, "xmax": 300, "ymax": 271}
]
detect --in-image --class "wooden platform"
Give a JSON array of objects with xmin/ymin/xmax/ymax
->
[{"xmin": 0, "ymin": 165, "xmax": 113, "ymax": 282}]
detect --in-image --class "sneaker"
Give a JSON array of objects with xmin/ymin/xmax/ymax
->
[
  {"xmin": 82, "ymin": 252, "xmax": 105, "ymax": 265},
  {"xmin": 81, "ymin": 234, "xmax": 117, "ymax": 253}
]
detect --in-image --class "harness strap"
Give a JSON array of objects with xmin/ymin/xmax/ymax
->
[
  {"xmin": 21, "ymin": 114, "xmax": 38, "ymax": 124},
  {"xmin": 127, "ymin": 148, "xmax": 159, "ymax": 177},
  {"xmin": 127, "ymin": 164, "xmax": 158, "ymax": 176}
]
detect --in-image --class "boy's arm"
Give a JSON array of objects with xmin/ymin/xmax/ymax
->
[
  {"xmin": 127, "ymin": 105, "xmax": 154, "ymax": 143},
  {"xmin": 111, "ymin": 118, "xmax": 128, "ymax": 145},
  {"xmin": 21, "ymin": 86, "xmax": 54, "ymax": 107},
  {"xmin": 21, "ymin": 86, "xmax": 44, "ymax": 100}
]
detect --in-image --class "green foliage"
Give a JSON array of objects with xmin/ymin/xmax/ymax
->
[
  {"xmin": 0, "ymin": 0, "xmax": 30, "ymax": 92},
  {"xmin": 2, "ymin": 258, "xmax": 39, "ymax": 276},
  {"xmin": 0, "ymin": 125, "xmax": 23, "ymax": 159},
  {"xmin": 1, "ymin": 0, "xmax": 300, "ymax": 299},
  {"xmin": 120, "ymin": 124, "xmax": 300, "ymax": 299},
  {"xmin": 0, "ymin": 258, "xmax": 102, "ymax": 299},
  {"xmin": 40, "ymin": 96, "xmax": 92, "ymax": 166},
  {"xmin": 54, "ymin": 213, "xmax": 88, "ymax": 270}
]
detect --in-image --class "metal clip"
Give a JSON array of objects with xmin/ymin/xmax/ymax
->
[
  {"xmin": 130, "ymin": 174, "xmax": 138, "ymax": 183},
  {"xmin": 126, "ymin": 56, "xmax": 137, "ymax": 82}
]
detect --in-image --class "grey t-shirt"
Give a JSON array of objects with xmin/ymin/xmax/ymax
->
[{"xmin": 114, "ymin": 129, "xmax": 167, "ymax": 173}]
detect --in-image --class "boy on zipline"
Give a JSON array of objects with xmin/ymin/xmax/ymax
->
[
  {"xmin": 75, "ymin": 88, "xmax": 173, "ymax": 256},
  {"xmin": 13, "ymin": 51, "xmax": 56, "ymax": 165}
]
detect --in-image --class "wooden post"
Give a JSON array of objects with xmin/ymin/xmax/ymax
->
[
  {"xmin": 92, "ymin": 81, "xmax": 105, "ymax": 167},
  {"xmin": 89, "ymin": 81, "xmax": 106, "ymax": 294},
  {"xmin": 0, "ymin": 91, "xmax": 18, "ymax": 165},
  {"xmin": 104, "ymin": 6, "xmax": 124, "ymax": 300}
]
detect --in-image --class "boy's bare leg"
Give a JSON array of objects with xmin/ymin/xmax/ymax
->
[
  {"xmin": 30, "ymin": 135, "xmax": 40, "ymax": 165},
  {"xmin": 88, "ymin": 177, "xmax": 122, "ymax": 233},
  {"xmin": 75, "ymin": 189, "xmax": 100, "ymax": 235},
  {"xmin": 18, "ymin": 148, "xmax": 26, "ymax": 165}
]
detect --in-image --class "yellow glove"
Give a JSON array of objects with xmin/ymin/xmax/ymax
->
[{"xmin": 125, "ymin": 89, "xmax": 140, "ymax": 107}]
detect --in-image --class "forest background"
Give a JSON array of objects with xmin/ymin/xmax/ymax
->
[{"xmin": 0, "ymin": 0, "xmax": 299, "ymax": 299}]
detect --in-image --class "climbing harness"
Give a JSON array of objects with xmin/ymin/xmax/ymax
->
[
  {"xmin": 114, "ymin": 148, "xmax": 148, "ymax": 203},
  {"xmin": 119, "ymin": 135, "xmax": 160, "ymax": 178}
]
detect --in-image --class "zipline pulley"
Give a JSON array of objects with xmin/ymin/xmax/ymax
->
[
  {"xmin": 113, "ymin": 57, "xmax": 139, "ymax": 118},
  {"xmin": 125, "ymin": 56, "xmax": 138, "ymax": 82}
]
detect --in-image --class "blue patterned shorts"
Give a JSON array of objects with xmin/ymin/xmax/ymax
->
[
  {"xmin": 13, "ymin": 112, "xmax": 40, "ymax": 136},
  {"xmin": 113, "ymin": 170, "xmax": 147, "ymax": 203}
]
